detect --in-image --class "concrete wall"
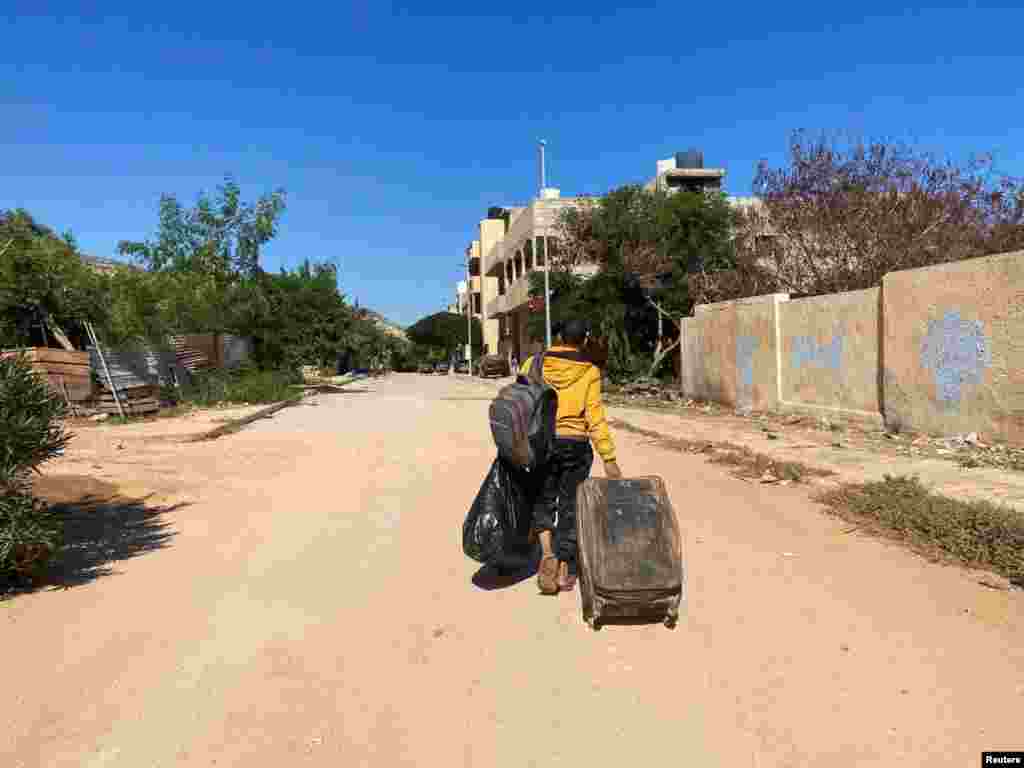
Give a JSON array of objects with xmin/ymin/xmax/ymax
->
[
  {"xmin": 881, "ymin": 251, "xmax": 1024, "ymax": 443},
  {"xmin": 778, "ymin": 287, "xmax": 882, "ymax": 425},
  {"xmin": 682, "ymin": 294, "xmax": 788, "ymax": 413},
  {"xmin": 678, "ymin": 250, "xmax": 1024, "ymax": 442}
]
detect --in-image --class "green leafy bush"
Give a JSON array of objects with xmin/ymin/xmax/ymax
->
[
  {"xmin": 178, "ymin": 363, "xmax": 300, "ymax": 406},
  {"xmin": 0, "ymin": 354, "xmax": 69, "ymax": 580}
]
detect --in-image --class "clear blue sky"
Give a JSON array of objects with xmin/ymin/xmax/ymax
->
[{"xmin": 3, "ymin": 2, "xmax": 1022, "ymax": 327}]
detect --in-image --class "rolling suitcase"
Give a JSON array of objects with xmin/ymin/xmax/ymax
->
[{"xmin": 575, "ymin": 476, "xmax": 684, "ymax": 630}]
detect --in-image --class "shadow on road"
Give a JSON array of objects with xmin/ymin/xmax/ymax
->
[
  {"xmin": 587, "ymin": 616, "xmax": 679, "ymax": 631},
  {"xmin": 3, "ymin": 475, "xmax": 181, "ymax": 598},
  {"xmin": 471, "ymin": 548, "xmax": 540, "ymax": 590}
]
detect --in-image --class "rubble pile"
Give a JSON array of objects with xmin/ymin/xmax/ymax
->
[{"xmin": 882, "ymin": 431, "xmax": 1024, "ymax": 472}]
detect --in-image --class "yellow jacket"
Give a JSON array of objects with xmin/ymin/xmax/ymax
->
[{"xmin": 519, "ymin": 346, "xmax": 616, "ymax": 463}]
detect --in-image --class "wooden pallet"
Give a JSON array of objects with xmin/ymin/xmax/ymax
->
[
  {"xmin": 94, "ymin": 400, "xmax": 160, "ymax": 416},
  {"xmin": 1, "ymin": 347, "xmax": 93, "ymax": 402},
  {"xmin": 93, "ymin": 385, "xmax": 161, "ymax": 416}
]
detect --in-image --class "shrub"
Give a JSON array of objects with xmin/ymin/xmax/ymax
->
[
  {"xmin": 0, "ymin": 354, "xmax": 69, "ymax": 580},
  {"xmin": 817, "ymin": 475, "xmax": 1024, "ymax": 586},
  {"xmin": 178, "ymin": 363, "xmax": 300, "ymax": 406}
]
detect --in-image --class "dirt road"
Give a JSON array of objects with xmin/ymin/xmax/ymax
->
[{"xmin": 4, "ymin": 374, "xmax": 1022, "ymax": 766}]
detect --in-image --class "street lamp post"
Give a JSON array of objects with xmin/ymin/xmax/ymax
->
[
  {"xmin": 457, "ymin": 260, "xmax": 473, "ymax": 374},
  {"xmin": 544, "ymin": 244, "xmax": 552, "ymax": 348},
  {"xmin": 465, "ymin": 258, "xmax": 473, "ymax": 374}
]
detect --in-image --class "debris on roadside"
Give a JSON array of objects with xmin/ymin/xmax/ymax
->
[
  {"xmin": 609, "ymin": 417, "xmax": 832, "ymax": 485},
  {"xmin": 603, "ymin": 380, "xmax": 1024, "ymax": 474},
  {"xmin": 977, "ymin": 573, "xmax": 1014, "ymax": 591}
]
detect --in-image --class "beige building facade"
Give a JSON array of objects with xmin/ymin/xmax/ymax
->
[
  {"xmin": 451, "ymin": 150, "xmax": 760, "ymax": 367},
  {"xmin": 481, "ymin": 189, "xmax": 599, "ymax": 367},
  {"xmin": 477, "ymin": 218, "xmax": 504, "ymax": 355},
  {"xmin": 454, "ymin": 240, "xmax": 490, "ymax": 357}
]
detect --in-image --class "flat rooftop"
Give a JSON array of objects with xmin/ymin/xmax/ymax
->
[{"xmin": 663, "ymin": 168, "xmax": 726, "ymax": 179}]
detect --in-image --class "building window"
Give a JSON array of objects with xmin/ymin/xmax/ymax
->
[
  {"xmin": 498, "ymin": 274, "xmax": 505, "ymax": 296},
  {"xmin": 473, "ymin": 293, "xmax": 481, "ymax": 314},
  {"xmin": 468, "ymin": 257, "xmax": 480, "ymax": 277},
  {"xmin": 536, "ymin": 236, "xmax": 545, "ymax": 266},
  {"xmin": 524, "ymin": 239, "xmax": 533, "ymax": 271}
]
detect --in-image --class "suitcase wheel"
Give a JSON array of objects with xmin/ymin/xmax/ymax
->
[{"xmin": 663, "ymin": 614, "xmax": 678, "ymax": 629}]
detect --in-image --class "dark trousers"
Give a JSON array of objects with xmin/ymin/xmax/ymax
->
[{"xmin": 532, "ymin": 438, "xmax": 594, "ymax": 566}]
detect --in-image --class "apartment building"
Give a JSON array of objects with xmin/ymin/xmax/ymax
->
[
  {"xmin": 450, "ymin": 150, "xmax": 768, "ymax": 367},
  {"xmin": 453, "ymin": 238, "xmax": 496, "ymax": 357},
  {"xmin": 644, "ymin": 149, "xmax": 727, "ymax": 195},
  {"xmin": 482, "ymin": 188, "xmax": 599, "ymax": 366}
]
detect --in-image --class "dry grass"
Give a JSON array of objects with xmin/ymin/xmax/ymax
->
[
  {"xmin": 611, "ymin": 412, "xmax": 1024, "ymax": 588},
  {"xmin": 817, "ymin": 475, "xmax": 1024, "ymax": 587},
  {"xmin": 609, "ymin": 418, "xmax": 833, "ymax": 484}
]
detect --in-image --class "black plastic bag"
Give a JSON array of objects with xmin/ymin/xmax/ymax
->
[{"xmin": 462, "ymin": 458, "xmax": 533, "ymax": 564}]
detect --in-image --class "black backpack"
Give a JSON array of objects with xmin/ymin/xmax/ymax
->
[{"xmin": 488, "ymin": 352, "xmax": 557, "ymax": 472}]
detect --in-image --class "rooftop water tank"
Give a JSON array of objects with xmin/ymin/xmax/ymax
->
[{"xmin": 675, "ymin": 149, "xmax": 704, "ymax": 169}]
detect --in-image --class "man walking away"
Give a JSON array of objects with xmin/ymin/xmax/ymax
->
[{"xmin": 519, "ymin": 319, "xmax": 622, "ymax": 595}]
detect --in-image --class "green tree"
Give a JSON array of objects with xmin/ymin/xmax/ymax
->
[
  {"xmin": 115, "ymin": 177, "xmax": 286, "ymax": 337},
  {"xmin": 103, "ymin": 268, "xmax": 240, "ymax": 345},
  {"xmin": 539, "ymin": 185, "xmax": 737, "ymax": 379},
  {"xmin": 250, "ymin": 261, "xmax": 354, "ymax": 371},
  {"xmin": 405, "ymin": 312, "xmax": 483, "ymax": 360},
  {"xmin": 0, "ymin": 210, "xmax": 111, "ymax": 348},
  {"xmin": 118, "ymin": 177, "xmax": 286, "ymax": 279},
  {"xmin": 527, "ymin": 268, "xmax": 654, "ymax": 383}
]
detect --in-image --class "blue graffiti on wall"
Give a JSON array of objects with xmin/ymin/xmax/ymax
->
[
  {"xmin": 736, "ymin": 335, "xmax": 759, "ymax": 408},
  {"xmin": 919, "ymin": 310, "xmax": 992, "ymax": 407},
  {"xmin": 791, "ymin": 330, "xmax": 844, "ymax": 371}
]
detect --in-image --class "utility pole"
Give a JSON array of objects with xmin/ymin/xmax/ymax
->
[
  {"xmin": 457, "ymin": 259, "xmax": 473, "ymax": 373},
  {"xmin": 465, "ymin": 257, "xmax": 473, "ymax": 373},
  {"xmin": 539, "ymin": 139, "xmax": 546, "ymax": 191},
  {"xmin": 539, "ymin": 139, "xmax": 552, "ymax": 348}
]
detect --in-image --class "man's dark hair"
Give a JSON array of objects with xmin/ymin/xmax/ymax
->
[{"xmin": 561, "ymin": 318, "xmax": 590, "ymax": 346}]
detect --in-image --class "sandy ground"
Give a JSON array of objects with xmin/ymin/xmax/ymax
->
[
  {"xmin": 600, "ymin": 395, "xmax": 1024, "ymax": 513},
  {"xmin": 3, "ymin": 373, "xmax": 1022, "ymax": 767}
]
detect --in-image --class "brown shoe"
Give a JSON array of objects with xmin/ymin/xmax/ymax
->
[
  {"xmin": 557, "ymin": 561, "xmax": 577, "ymax": 592},
  {"xmin": 537, "ymin": 554, "xmax": 559, "ymax": 595}
]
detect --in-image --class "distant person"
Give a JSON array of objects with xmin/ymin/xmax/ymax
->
[{"xmin": 519, "ymin": 319, "xmax": 621, "ymax": 595}]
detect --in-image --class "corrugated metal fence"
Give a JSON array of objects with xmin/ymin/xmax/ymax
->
[
  {"xmin": 88, "ymin": 344, "xmax": 183, "ymax": 391},
  {"xmin": 89, "ymin": 334, "xmax": 252, "ymax": 391}
]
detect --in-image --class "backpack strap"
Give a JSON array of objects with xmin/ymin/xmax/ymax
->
[{"xmin": 527, "ymin": 350, "xmax": 546, "ymax": 384}]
